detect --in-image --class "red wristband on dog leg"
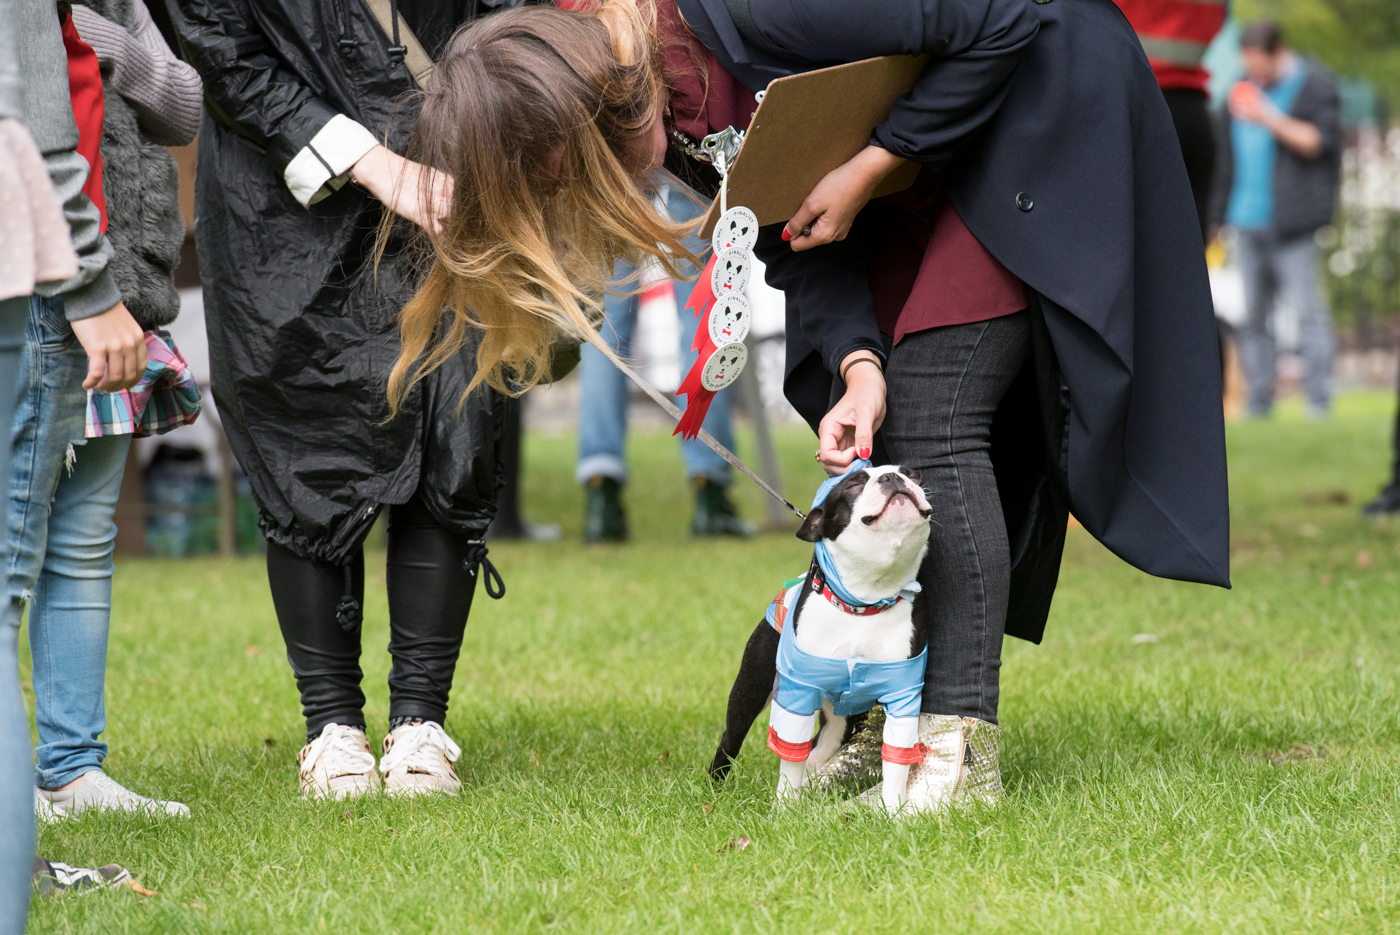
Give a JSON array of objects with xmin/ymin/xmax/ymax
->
[
  {"xmin": 768, "ymin": 727, "xmax": 813, "ymax": 762},
  {"xmin": 881, "ymin": 743, "xmax": 924, "ymax": 765}
]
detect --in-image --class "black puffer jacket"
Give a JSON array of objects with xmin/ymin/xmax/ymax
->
[{"xmin": 162, "ymin": 0, "xmax": 519, "ymax": 563}]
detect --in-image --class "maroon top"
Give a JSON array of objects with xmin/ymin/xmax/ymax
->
[{"xmin": 658, "ymin": 2, "xmax": 1025, "ymax": 345}]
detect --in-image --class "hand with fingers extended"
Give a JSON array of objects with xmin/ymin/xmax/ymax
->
[
  {"xmin": 782, "ymin": 145, "xmax": 907, "ymax": 251},
  {"xmin": 351, "ymin": 144, "xmax": 455, "ymax": 235},
  {"xmin": 71, "ymin": 302, "xmax": 147, "ymax": 392},
  {"xmin": 818, "ymin": 351, "xmax": 886, "ymax": 474}
]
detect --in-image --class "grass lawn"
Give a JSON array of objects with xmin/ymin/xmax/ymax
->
[{"xmin": 23, "ymin": 391, "xmax": 1400, "ymax": 933}]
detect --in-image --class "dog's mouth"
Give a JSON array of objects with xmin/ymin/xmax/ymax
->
[{"xmin": 860, "ymin": 488, "xmax": 932, "ymax": 525}]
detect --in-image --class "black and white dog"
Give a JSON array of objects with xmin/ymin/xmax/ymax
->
[{"xmin": 709, "ymin": 463, "xmax": 932, "ymax": 811}]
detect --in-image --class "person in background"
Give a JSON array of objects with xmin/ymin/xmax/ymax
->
[
  {"xmin": 1220, "ymin": 20, "xmax": 1341, "ymax": 419},
  {"xmin": 14, "ymin": 0, "xmax": 199, "ymax": 822},
  {"xmin": 1112, "ymin": 0, "xmax": 1226, "ymax": 240},
  {"xmin": 0, "ymin": 0, "xmax": 81, "ymax": 919},
  {"xmin": 575, "ymin": 180, "xmax": 753, "ymax": 543}
]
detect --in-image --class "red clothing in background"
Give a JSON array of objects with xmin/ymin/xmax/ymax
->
[
  {"xmin": 62, "ymin": 11, "xmax": 108, "ymax": 231},
  {"xmin": 1112, "ymin": 0, "xmax": 1226, "ymax": 93}
]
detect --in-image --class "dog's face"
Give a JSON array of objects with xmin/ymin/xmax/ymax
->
[
  {"xmin": 712, "ymin": 248, "xmax": 750, "ymax": 295},
  {"xmin": 796, "ymin": 465, "xmax": 932, "ymax": 592}
]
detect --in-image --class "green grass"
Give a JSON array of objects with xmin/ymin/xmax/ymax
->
[{"xmin": 23, "ymin": 392, "xmax": 1400, "ymax": 933}]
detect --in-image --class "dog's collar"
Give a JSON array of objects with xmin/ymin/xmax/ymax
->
[{"xmin": 809, "ymin": 563, "xmax": 912, "ymax": 616}]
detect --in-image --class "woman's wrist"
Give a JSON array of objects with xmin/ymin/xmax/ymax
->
[
  {"xmin": 852, "ymin": 144, "xmax": 907, "ymax": 190},
  {"xmin": 839, "ymin": 350, "xmax": 883, "ymax": 385}
]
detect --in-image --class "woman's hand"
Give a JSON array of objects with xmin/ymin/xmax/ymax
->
[
  {"xmin": 818, "ymin": 351, "xmax": 886, "ymax": 474},
  {"xmin": 71, "ymin": 301, "xmax": 146, "ymax": 392},
  {"xmin": 351, "ymin": 144, "xmax": 455, "ymax": 234},
  {"xmin": 783, "ymin": 145, "xmax": 907, "ymax": 252}
]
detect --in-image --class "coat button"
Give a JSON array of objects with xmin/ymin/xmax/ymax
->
[{"xmin": 1015, "ymin": 192, "xmax": 1034, "ymax": 212}]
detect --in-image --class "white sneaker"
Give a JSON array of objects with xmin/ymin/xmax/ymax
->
[
  {"xmin": 38, "ymin": 769, "xmax": 190, "ymax": 818},
  {"xmin": 380, "ymin": 721, "xmax": 462, "ymax": 796},
  {"xmin": 297, "ymin": 723, "xmax": 381, "ymax": 800},
  {"xmin": 34, "ymin": 787, "xmax": 60, "ymax": 823}
]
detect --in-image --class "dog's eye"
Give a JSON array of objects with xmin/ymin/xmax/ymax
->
[{"xmin": 861, "ymin": 515, "xmax": 877, "ymax": 525}]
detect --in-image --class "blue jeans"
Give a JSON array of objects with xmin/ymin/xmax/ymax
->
[
  {"xmin": 576, "ymin": 183, "xmax": 735, "ymax": 486},
  {"xmin": 1236, "ymin": 228, "xmax": 1335, "ymax": 416},
  {"xmin": 7, "ymin": 294, "xmax": 131, "ymax": 789},
  {"xmin": 0, "ymin": 297, "xmax": 32, "ymax": 934}
]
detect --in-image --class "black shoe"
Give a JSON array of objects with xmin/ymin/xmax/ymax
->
[
  {"xmin": 1362, "ymin": 484, "xmax": 1400, "ymax": 518},
  {"xmin": 691, "ymin": 478, "xmax": 755, "ymax": 537},
  {"xmin": 583, "ymin": 476, "xmax": 628, "ymax": 542}
]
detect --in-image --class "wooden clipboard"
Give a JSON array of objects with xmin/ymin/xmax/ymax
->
[{"xmin": 697, "ymin": 54, "xmax": 930, "ymax": 240}]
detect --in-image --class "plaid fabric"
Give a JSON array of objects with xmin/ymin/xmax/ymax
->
[{"xmin": 85, "ymin": 330, "xmax": 201, "ymax": 438}]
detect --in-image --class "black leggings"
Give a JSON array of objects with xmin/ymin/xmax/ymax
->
[{"xmin": 266, "ymin": 495, "xmax": 479, "ymax": 740}]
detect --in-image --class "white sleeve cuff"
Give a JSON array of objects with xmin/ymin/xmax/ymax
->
[{"xmin": 283, "ymin": 114, "xmax": 379, "ymax": 208}]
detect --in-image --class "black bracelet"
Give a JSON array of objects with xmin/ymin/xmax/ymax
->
[{"xmin": 840, "ymin": 356, "xmax": 882, "ymax": 384}]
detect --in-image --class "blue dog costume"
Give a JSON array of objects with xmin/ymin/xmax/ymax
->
[{"xmin": 765, "ymin": 461, "xmax": 926, "ymax": 765}]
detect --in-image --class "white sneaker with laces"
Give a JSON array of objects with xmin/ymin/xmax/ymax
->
[
  {"xmin": 380, "ymin": 720, "xmax": 462, "ymax": 796},
  {"xmin": 297, "ymin": 723, "xmax": 381, "ymax": 799},
  {"xmin": 38, "ymin": 769, "xmax": 190, "ymax": 818}
]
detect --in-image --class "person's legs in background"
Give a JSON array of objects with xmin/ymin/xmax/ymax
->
[
  {"xmin": 0, "ymin": 295, "xmax": 32, "ymax": 934},
  {"xmin": 1274, "ymin": 233, "xmax": 1335, "ymax": 418},
  {"xmin": 1235, "ymin": 229, "xmax": 1280, "ymax": 417},
  {"xmin": 576, "ymin": 263, "xmax": 639, "ymax": 542}
]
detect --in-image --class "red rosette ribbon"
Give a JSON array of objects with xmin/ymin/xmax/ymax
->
[{"xmin": 675, "ymin": 254, "xmax": 720, "ymax": 440}]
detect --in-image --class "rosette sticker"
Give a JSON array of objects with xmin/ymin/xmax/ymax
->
[
  {"xmin": 711, "ymin": 248, "xmax": 750, "ymax": 297},
  {"xmin": 708, "ymin": 294, "xmax": 751, "ymax": 346},
  {"xmin": 712, "ymin": 206, "xmax": 759, "ymax": 255},
  {"xmin": 700, "ymin": 342, "xmax": 749, "ymax": 392}
]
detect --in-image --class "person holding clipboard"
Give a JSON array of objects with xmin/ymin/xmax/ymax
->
[{"xmin": 390, "ymin": 0, "xmax": 1229, "ymax": 811}]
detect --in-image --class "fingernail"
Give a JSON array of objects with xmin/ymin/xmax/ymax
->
[
  {"xmin": 858, "ymin": 446, "xmax": 871, "ymax": 460},
  {"xmin": 781, "ymin": 228, "xmax": 792, "ymax": 242}
]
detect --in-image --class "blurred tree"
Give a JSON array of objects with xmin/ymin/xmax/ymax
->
[{"xmin": 1235, "ymin": 0, "xmax": 1400, "ymax": 107}]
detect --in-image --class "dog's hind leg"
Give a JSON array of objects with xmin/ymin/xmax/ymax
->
[
  {"xmin": 807, "ymin": 699, "xmax": 845, "ymax": 775},
  {"xmin": 709, "ymin": 620, "xmax": 780, "ymax": 781}
]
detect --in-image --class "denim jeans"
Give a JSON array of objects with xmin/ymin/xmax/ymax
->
[
  {"xmin": 7, "ymin": 294, "xmax": 132, "ymax": 789},
  {"xmin": 1236, "ymin": 228, "xmax": 1335, "ymax": 416},
  {"xmin": 880, "ymin": 313, "xmax": 1032, "ymax": 723},
  {"xmin": 0, "ymin": 296, "xmax": 29, "ymax": 934},
  {"xmin": 576, "ymin": 183, "xmax": 735, "ymax": 486}
]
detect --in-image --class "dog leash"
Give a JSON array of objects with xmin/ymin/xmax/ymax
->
[{"xmin": 582, "ymin": 332, "xmax": 806, "ymax": 521}]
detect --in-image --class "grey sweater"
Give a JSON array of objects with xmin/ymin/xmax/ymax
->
[
  {"xmin": 13, "ymin": 0, "xmax": 119, "ymax": 321},
  {"xmin": 73, "ymin": 0, "xmax": 200, "ymax": 328}
]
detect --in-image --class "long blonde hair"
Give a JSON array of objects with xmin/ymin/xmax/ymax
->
[{"xmin": 387, "ymin": 0, "xmax": 699, "ymax": 410}]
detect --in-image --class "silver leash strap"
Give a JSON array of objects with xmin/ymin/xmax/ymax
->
[{"xmin": 582, "ymin": 331, "xmax": 806, "ymax": 521}]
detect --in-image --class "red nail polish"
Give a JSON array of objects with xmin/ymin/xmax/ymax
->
[
  {"xmin": 858, "ymin": 446, "xmax": 871, "ymax": 460},
  {"xmin": 781, "ymin": 228, "xmax": 792, "ymax": 242}
]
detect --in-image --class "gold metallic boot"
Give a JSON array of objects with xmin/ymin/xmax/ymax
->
[
  {"xmin": 903, "ymin": 714, "xmax": 1002, "ymax": 813},
  {"xmin": 811, "ymin": 705, "xmax": 885, "ymax": 795}
]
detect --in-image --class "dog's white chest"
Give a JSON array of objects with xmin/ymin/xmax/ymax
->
[{"xmin": 793, "ymin": 597, "xmax": 915, "ymax": 662}]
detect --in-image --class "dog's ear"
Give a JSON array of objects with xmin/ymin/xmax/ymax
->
[{"xmin": 795, "ymin": 506, "xmax": 825, "ymax": 542}]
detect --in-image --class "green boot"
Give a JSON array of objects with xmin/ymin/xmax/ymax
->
[
  {"xmin": 691, "ymin": 478, "xmax": 755, "ymax": 538},
  {"xmin": 583, "ymin": 476, "xmax": 628, "ymax": 543}
]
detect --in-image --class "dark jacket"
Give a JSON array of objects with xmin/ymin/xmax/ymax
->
[
  {"xmin": 1213, "ymin": 59, "xmax": 1342, "ymax": 239},
  {"xmin": 74, "ymin": 0, "xmax": 199, "ymax": 329},
  {"xmin": 676, "ymin": 0, "xmax": 1231, "ymax": 640},
  {"xmin": 163, "ymin": 0, "xmax": 516, "ymax": 564}
]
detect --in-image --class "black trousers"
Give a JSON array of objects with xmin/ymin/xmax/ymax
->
[
  {"xmin": 880, "ymin": 312, "xmax": 1032, "ymax": 723},
  {"xmin": 266, "ymin": 494, "xmax": 479, "ymax": 740},
  {"xmin": 1162, "ymin": 87, "xmax": 1216, "ymax": 244}
]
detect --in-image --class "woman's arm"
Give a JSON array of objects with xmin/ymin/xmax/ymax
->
[
  {"xmin": 71, "ymin": 0, "xmax": 203, "ymax": 146},
  {"xmin": 164, "ymin": 0, "xmax": 447, "ymax": 228}
]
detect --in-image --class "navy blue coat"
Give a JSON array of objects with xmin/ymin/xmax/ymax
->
[{"xmin": 675, "ymin": 0, "xmax": 1231, "ymax": 638}]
